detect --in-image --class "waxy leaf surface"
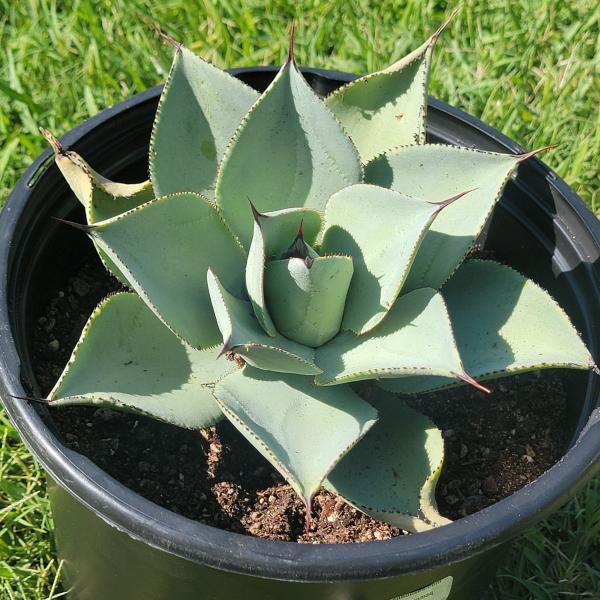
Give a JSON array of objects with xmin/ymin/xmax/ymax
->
[
  {"xmin": 321, "ymin": 183, "xmax": 452, "ymax": 334},
  {"xmin": 213, "ymin": 367, "xmax": 377, "ymax": 506},
  {"xmin": 207, "ymin": 269, "xmax": 321, "ymax": 375},
  {"xmin": 325, "ymin": 30, "xmax": 441, "ymax": 162},
  {"xmin": 380, "ymin": 260, "xmax": 594, "ymax": 394},
  {"xmin": 365, "ymin": 145, "xmax": 528, "ymax": 290},
  {"xmin": 50, "ymin": 293, "xmax": 233, "ymax": 429},
  {"xmin": 265, "ymin": 256, "xmax": 354, "ymax": 347},
  {"xmin": 150, "ymin": 47, "xmax": 259, "ymax": 199},
  {"xmin": 326, "ymin": 396, "xmax": 447, "ymax": 531},
  {"xmin": 91, "ymin": 192, "xmax": 245, "ymax": 349},
  {"xmin": 315, "ymin": 288, "xmax": 465, "ymax": 385},
  {"xmin": 216, "ymin": 58, "xmax": 361, "ymax": 248},
  {"xmin": 246, "ymin": 207, "xmax": 322, "ymax": 336}
]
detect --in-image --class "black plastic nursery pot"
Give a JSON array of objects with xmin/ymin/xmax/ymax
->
[{"xmin": 1, "ymin": 67, "xmax": 600, "ymax": 600}]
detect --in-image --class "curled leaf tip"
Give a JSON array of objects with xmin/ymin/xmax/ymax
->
[
  {"xmin": 452, "ymin": 371, "xmax": 491, "ymax": 394},
  {"xmin": 516, "ymin": 144, "xmax": 557, "ymax": 163},
  {"xmin": 51, "ymin": 216, "xmax": 93, "ymax": 233},
  {"xmin": 430, "ymin": 188, "xmax": 477, "ymax": 212},
  {"xmin": 431, "ymin": 5, "xmax": 460, "ymax": 43},
  {"xmin": 287, "ymin": 20, "xmax": 297, "ymax": 65},
  {"xmin": 39, "ymin": 128, "xmax": 63, "ymax": 155}
]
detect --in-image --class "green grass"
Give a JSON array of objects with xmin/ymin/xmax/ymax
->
[{"xmin": 0, "ymin": 0, "xmax": 599, "ymax": 597}]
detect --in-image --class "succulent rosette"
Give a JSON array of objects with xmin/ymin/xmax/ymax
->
[{"xmin": 43, "ymin": 20, "xmax": 594, "ymax": 531}]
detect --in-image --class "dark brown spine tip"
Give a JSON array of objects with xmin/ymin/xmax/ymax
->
[
  {"xmin": 8, "ymin": 392, "xmax": 50, "ymax": 405},
  {"xmin": 287, "ymin": 20, "xmax": 297, "ymax": 65},
  {"xmin": 51, "ymin": 216, "xmax": 93, "ymax": 233},
  {"xmin": 150, "ymin": 21, "xmax": 182, "ymax": 51},
  {"xmin": 39, "ymin": 127, "xmax": 64, "ymax": 155},
  {"xmin": 248, "ymin": 198, "xmax": 263, "ymax": 222},
  {"xmin": 304, "ymin": 256, "xmax": 314, "ymax": 268},
  {"xmin": 452, "ymin": 371, "xmax": 491, "ymax": 394},
  {"xmin": 297, "ymin": 218, "xmax": 304, "ymax": 240},
  {"xmin": 516, "ymin": 144, "xmax": 558, "ymax": 163},
  {"xmin": 431, "ymin": 5, "xmax": 460, "ymax": 43},
  {"xmin": 431, "ymin": 188, "xmax": 477, "ymax": 212}
]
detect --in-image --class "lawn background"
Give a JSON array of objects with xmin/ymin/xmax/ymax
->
[{"xmin": 0, "ymin": 0, "xmax": 599, "ymax": 598}]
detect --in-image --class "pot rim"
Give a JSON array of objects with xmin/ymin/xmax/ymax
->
[{"xmin": 1, "ymin": 66, "xmax": 599, "ymax": 583}]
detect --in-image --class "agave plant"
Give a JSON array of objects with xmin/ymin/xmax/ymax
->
[{"xmin": 40, "ymin": 18, "xmax": 595, "ymax": 533}]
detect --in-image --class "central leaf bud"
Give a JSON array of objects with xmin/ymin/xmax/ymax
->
[{"xmin": 264, "ymin": 252, "xmax": 354, "ymax": 348}]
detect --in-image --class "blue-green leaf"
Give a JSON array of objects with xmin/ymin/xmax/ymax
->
[
  {"xmin": 246, "ymin": 206, "xmax": 322, "ymax": 336},
  {"xmin": 207, "ymin": 269, "xmax": 321, "ymax": 375},
  {"xmin": 365, "ymin": 144, "xmax": 549, "ymax": 290},
  {"xmin": 325, "ymin": 394, "xmax": 448, "ymax": 531},
  {"xmin": 215, "ymin": 55, "xmax": 361, "ymax": 249},
  {"xmin": 50, "ymin": 293, "xmax": 234, "ymax": 429},
  {"xmin": 89, "ymin": 192, "xmax": 246, "ymax": 349},
  {"xmin": 380, "ymin": 260, "xmax": 594, "ymax": 395},
  {"xmin": 213, "ymin": 367, "xmax": 377, "ymax": 508},
  {"xmin": 150, "ymin": 46, "xmax": 259, "ymax": 199}
]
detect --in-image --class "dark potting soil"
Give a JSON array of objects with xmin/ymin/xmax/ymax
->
[{"xmin": 31, "ymin": 255, "xmax": 570, "ymax": 543}]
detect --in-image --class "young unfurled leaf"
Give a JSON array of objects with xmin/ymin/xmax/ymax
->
[
  {"xmin": 321, "ymin": 183, "xmax": 470, "ymax": 334},
  {"xmin": 365, "ymin": 144, "xmax": 549, "ymax": 291},
  {"xmin": 215, "ymin": 52, "xmax": 361, "ymax": 249},
  {"xmin": 246, "ymin": 206, "xmax": 322, "ymax": 336},
  {"xmin": 207, "ymin": 269, "xmax": 321, "ymax": 375},
  {"xmin": 325, "ymin": 13, "xmax": 454, "ymax": 162},
  {"xmin": 315, "ymin": 288, "xmax": 469, "ymax": 386},
  {"xmin": 325, "ymin": 395, "xmax": 448, "ymax": 532},
  {"xmin": 264, "ymin": 256, "xmax": 354, "ymax": 347},
  {"xmin": 50, "ymin": 293, "xmax": 234, "ymax": 429},
  {"xmin": 150, "ymin": 46, "xmax": 259, "ymax": 199},
  {"xmin": 89, "ymin": 193, "xmax": 246, "ymax": 349},
  {"xmin": 380, "ymin": 260, "xmax": 594, "ymax": 394},
  {"xmin": 213, "ymin": 367, "xmax": 377, "ymax": 511}
]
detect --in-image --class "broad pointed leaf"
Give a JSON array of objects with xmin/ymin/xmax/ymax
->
[
  {"xmin": 365, "ymin": 144, "xmax": 545, "ymax": 291},
  {"xmin": 207, "ymin": 269, "xmax": 321, "ymax": 375},
  {"xmin": 215, "ymin": 57, "xmax": 362, "ymax": 249},
  {"xmin": 213, "ymin": 367, "xmax": 377, "ymax": 507},
  {"xmin": 50, "ymin": 293, "xmax": 234, "ymax": 429},
  {"xmin": 89, "ymin": 192, "xmax": 245, "ymax": 349},
  {"xmin": 150, "ymin": 46, "xmax": 259, "ymax": 199},
  {"xmin": 264, "ymin": 256, "xmax": 354, "ymax": 347},
  {"xmin": 321, "ymin": 183, "xmax": 469, "ymax": 334},
  {"xmin": 325, "ymin": 19, "xmax": 449, "ymax": 162},
  {"xmin": 380, "ymin": 260, "xmax": 594, "ymax": 395},
  {"xmin": 246, "ymin": 207, "xmax": 322, "ymax": 336},
  {"xmin": 315, "ymin": 288, "xmax": 467, "ymax": 386},
  {"xmin": 325, "ymin": 395, "xmax": 448, "ymax": 531}
]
